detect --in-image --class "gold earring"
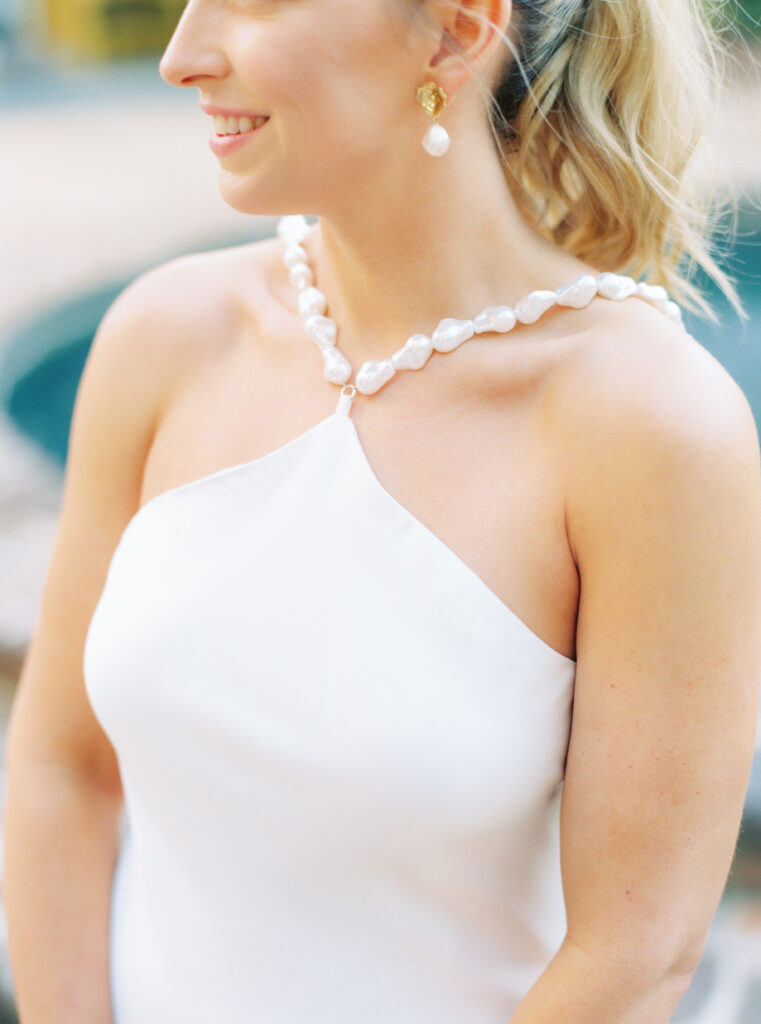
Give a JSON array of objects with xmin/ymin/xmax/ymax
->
[{"xmin": 416, "ymin": 81, "xmax": 450, "ymax": 156}]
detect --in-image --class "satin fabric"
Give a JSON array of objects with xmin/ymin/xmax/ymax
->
[{"xmin": 84, "ymin": 397, "xmax": 576, "ymax": 1023}]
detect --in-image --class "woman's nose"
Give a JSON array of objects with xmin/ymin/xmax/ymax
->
[{"xmin": 159, "ymin": 4, "xmax": 229, "ymax": 88}]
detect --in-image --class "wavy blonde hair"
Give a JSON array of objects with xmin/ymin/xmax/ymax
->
[{"xmin": 394, "ymin": 0, "xmax": 752, "ymax": 325}]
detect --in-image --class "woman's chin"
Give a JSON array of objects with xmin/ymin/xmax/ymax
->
[
  {"xmin": 216, "ymin": 178, "xmax": 315, "ymax": 221},
  {"xmin": 215, "ymin": 179, "xmax": 278, "ymax": 218}
]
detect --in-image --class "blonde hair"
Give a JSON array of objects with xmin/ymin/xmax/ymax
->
[{"xmin": 395, "ymin": 0, "xmax": 752, "ymax": 325}]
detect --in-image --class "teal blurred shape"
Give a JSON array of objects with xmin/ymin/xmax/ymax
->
[
  {"xmin": 681, "ymin": 211, "xmax": 761, "ymax": 421},
  {"xmin": 0, "ymin": 232, "xmax": 254, "ymax": 467},
  {"xmin": 0, "ymin": 282, "xmax": 124, "ymax": 467},
  {"xmin": 735, "ymin": 0, "xmax": 761, "ymax": 37}
]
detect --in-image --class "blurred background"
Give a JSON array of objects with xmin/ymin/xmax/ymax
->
[{"xmin": 0, "ymin": 2, "xmax": 760, "ymax": 1022}]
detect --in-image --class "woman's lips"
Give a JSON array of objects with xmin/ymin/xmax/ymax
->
[{"xmin": 209, "ymin": 117, "xmax": 270, "ymax": 155}]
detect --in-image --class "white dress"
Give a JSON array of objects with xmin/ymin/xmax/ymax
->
[{"xmin": 83, "ymin": 224, "xmax": 683, "ymax": 1022}]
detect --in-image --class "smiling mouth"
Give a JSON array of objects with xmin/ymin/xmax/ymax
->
[{"xmin": 213, "ymin": 114, "xmax": 270, "ymax": 136}]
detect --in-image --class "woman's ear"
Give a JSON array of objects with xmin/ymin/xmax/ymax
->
[
  {"xmin": 424, "ymin": 0, "xmax": 511, "ymax": 79},
  {"xmin": 430, "ymin": 27, "xmax": 466, "ymax": 68}
]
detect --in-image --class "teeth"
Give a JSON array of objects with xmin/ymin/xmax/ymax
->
[{"xmin": 213, "ymin": 114, "xmax": 268, "ymax": 136}]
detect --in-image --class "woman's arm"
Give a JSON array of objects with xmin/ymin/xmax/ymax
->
[
  {"xmin": 3, "ymin": 766, "xmax": 124, "ymax": 1023},
  {"xmin": 511, "ymin": 324, "xmax": 761, "ymax": 1023},
  {"xmin": 2, "ymin": 261, "xmax": 182, "ymax": 1022}
]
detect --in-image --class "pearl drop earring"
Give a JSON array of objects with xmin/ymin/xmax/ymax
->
[{"xmin": 417, "ymin": 81, "xmax": 450, "ymax": 156}]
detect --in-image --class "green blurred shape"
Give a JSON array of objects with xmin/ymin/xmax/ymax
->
[
  {"xmin": 46, "ymin": 0, "xmax": 186, "ymax": 58},
  {"xmin": 720, "ymin": 0, "xmax": 761, "ymax": 37}
]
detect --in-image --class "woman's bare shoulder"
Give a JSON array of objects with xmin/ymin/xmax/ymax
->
[
  {"xmin": 546, "ymin": 296, "xmax": 760, "ymax": 562},
  {"xmin": 105, "ymin": 235, "xmax": 278, "ymax": 397},
  {"xmin": 553, "ymin": 299, "xmax": 761, "ymax": 991},
  {"xmin": 550, "ymin": 296, "xmax": 755, "ymax": 451},
  {"xmin": 122, "ymin": 236, "xmax": 275, "ymax": 343}
]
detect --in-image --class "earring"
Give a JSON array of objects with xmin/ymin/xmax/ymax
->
[{"xmin": 416, "ymin": 81, "xmax": 450, "ymax": 156}]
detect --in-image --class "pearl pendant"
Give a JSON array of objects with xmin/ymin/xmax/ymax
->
[{"xmin": 422, "ymin": 123, "xmax": 450, "ymax": 157}]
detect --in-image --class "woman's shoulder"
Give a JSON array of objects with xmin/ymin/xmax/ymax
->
[
  {"xmin": 545, "ymin": 295, "xmax": 759, "ymax": 562},
  {"xmin": 549, "ymin": 296, "xmax": 754, "ymax": 446},
  {"xmin": 102, "ymin": 235, "xmax": 278, "ymax": 392},
  {"xmin": 118, "ymin": 235, "xmax": 275, "ymax": 337}
]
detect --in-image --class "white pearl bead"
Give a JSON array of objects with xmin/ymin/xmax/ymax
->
[
  {"xmin": 596, "ymin": 273, "xmax": 637, "ymax": 300},
  {"xmin": 282, "ymin": 242, "xmax": 307, "ymax": 269},
  {"xmin": 298, "ymin": 286, "xmax": 327, "ymax": 318},
  {"xmin": 276, "ymin": 215, "xmax": 310, "ymax": 243},
  {"xmin": 636, "ymin": 282, "xmax": 669, "ymax": 306},
  {"xmin": 431, "ymin": 318, "xmax": 475, "ymax": 353},
  {"xmin": 515, "ymin": 290, "xmax": 556, "ymax": 324},
  {"xmin": 636, "ymin": 282, "xmax": 676, "ymax": 318},
  {"xmin": 392, "ymin": 334, "xmax": 434, "ymax": 370},
  {"xmin": 472, "ymin": 306, "xmax": 517, "ymax": 334},
  {"xmin": 356, "ymin": 359, "xmax": 396, "ymax": 395},
  {"xmin": 288, "ymin": 261, "xmax": 314, "ymax": 290},
  {"xmin": 303, "ymin": 314, "xmax": 337, "ymax": 349},
  {"xmin": 555, "ymin": 274, "xmax": 598, "ymax": 308},
  {"xmin": 635, "ymin": 282, "xmax": 684, "ymax": 328},
  {"xmin": 422, "ymin": 123, "xmax": 450, "ymax": 157},
  {"xmin": 665, "ymin": 301, "xmax": 685, "ymax": 327},
  {"xmin": 322, "ymin": 345, "xmax": 352, "ymax": 385}
]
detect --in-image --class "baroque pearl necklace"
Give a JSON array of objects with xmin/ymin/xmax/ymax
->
[{"xmin": 277, "ymin": 214, "xmax": 685, "ymax": 399}]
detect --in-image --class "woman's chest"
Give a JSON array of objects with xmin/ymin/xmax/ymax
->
[
  {"xmin": 88, "ymin": 428, "xmax": 577, "ymax": 839},
  {"xmin": 139, "ymin": 323, "xmax": 579, "ymax": 663}
]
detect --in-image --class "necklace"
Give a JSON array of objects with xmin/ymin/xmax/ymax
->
[{"xmin": 277, "ymin": 214, "xmax": 684, "ymax": 401}]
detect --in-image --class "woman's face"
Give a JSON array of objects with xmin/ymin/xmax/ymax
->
[{"xmin": 159, "ymin": 0, "xmax": 439, "ymax": 216}]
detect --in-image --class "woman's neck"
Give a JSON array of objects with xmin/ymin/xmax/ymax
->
[{"xmin": 300, "ymin": 174, "xmax": 590, "ymax": 367}]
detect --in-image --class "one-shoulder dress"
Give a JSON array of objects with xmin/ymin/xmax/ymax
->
[{"xmin": 83, "ymin": 215, "xmax": 684, "ymax": 1023}]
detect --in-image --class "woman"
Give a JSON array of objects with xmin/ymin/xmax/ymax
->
[{"xmin": 4, "ymin": 0, "xmax": 761, "ymax": 1021}]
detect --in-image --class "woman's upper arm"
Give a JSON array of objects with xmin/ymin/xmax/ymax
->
[
  {"xmin": 5, "ymin": 259, "xmax": 189, "ymax": 793},
  {"xmin": 556, "ymin": 324, "xmax": 761, "ymax": 984}
]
